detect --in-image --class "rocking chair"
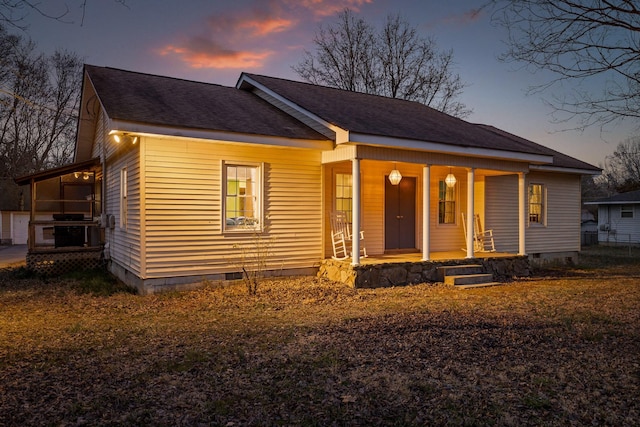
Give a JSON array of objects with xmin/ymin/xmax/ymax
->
[
  {"xmin": 462, "ymin": 213, "xmax": 496, "ymax": 253},
  {"xmin": 330, "ymin": 211, "xmax": 367, "ymax": 260}
]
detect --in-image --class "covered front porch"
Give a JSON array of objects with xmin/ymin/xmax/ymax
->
[{"xmin": 322, "ymin": 144, "xmax": 544, "ymax": 267}]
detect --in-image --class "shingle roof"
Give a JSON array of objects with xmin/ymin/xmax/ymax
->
[
  {"xmin": 85, "ymin": 65, "xmax": 328, "ymax": 141},
  {"xmin": 589, "ymin": 189, "xmax": 640, "ymax": 204},
  {"xmin": 242, "ymin": 73, "xmax": 600, "ymax": 171}
]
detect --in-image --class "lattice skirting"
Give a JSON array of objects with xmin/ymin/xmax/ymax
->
[{"xmin": 27, "ymin": 249, "xmax": 103, "ymax": 276}]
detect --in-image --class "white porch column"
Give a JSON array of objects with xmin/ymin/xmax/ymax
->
[
  {"xmin": 351, "ymin": 158, "xmax": 361, "ymax": 266},
  {"xmin": 466, "ymin": 168, "xmax": 475, "ymax": 258},
  {"xmin": 518, "ymin": 172, "xmax": 527, "ymax": 255},
  {"xmin": 422, "ymin": 165, "xmax": 431, "ymax": 261}
]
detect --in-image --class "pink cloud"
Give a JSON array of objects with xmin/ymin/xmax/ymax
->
[
  {"xmin": 157, "ymin": 0, "xmax": 375, "ymax": 70},
  {"xmin": 159, "ymin": 38, "xmax": 273, "ymax": 69},
  {"xmin": 292, "ymin": 0, "xmax": 373, "ymax": 17}
]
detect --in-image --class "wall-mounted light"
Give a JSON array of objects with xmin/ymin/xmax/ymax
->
[
  {"xmin": 445, "ymin": 168, "xmax": 457, "ymax": 188},
  {"xmin": 388, "ymin": 163, "xmax": 402, "ymax": 185},
  {"xmin": 111, "ymin": 132, "xmax": 139, "ymax": 145},
  {"xmin": 83, "ymin": 172, "xmax": 90, "ymax": 180}
]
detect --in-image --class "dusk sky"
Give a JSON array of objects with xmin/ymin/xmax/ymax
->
[{"xmin": 18, "ymin": 0, "xmax": 637, "ymax": 167}]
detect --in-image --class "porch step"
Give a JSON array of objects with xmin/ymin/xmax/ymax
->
[
  {"xmin": 439, "ymin": 264, "xmax": 502, "ymax": 289},
  {"xmin": 444, "ymin": 273, "xmax": 494, "ymax": 286},
  {"xmin": 436, "ymin": 264, "xmax": 484, "ymax": 282}
]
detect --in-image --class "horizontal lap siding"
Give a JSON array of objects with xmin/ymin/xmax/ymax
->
[
  {"xmin": 526, "ymin": 172, "xmax": 581, "ymax": 253},
  {"xmin": 485, "ymin": 175, "xmax": 519, "ymax": 253},
  {"xmin": 143, "ymin": 138, "xmax": 322, "ymax": 278},
  {"xmin": 106, "ymin": 146, "xmax": 142, "ymax": 276}
]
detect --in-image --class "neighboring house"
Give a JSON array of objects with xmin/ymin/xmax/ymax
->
[
  {"xmin": 585, "ymin": 190, "xmax": 640, "ymax": 246},
  {"xmin": 16, "ymin": 66, "xmax": 600, "ymax": 293},
  {"xmin": 0, "ymin": 211, "xmax": 29, "ymax": 245}
]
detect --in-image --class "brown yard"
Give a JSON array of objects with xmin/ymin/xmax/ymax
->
[{"xmin": 1, "ymin": 246, "xmax": 639, "ymax": 426}]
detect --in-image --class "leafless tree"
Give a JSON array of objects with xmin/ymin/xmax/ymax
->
[
  {"xmin": 294, "ymin": 9, "xmax": 470, "ymax": 118},
  {"xmin": 0, "ymin": 26, "xmax": 82, "ymax": 179},
  {"xmin": 601, "ymin": 136, "xmax": 640, "ymax": 193},
  {"xmin": 0, "ymin": 0, "xmax": 128, "ymax": 28},
  {"xmin": 489, "ymin": 0, "xmax": 640, "ymax": 130}
]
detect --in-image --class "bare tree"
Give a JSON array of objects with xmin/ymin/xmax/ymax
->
[
  {"xmin": 0, "ymin": 0, "xmax": 128, "ymax": 28},
  {"xmin": 294, "ymin": 9, "xmax": 471, "ymax": 118},
  {"xmin": 601, "ymin": 136, "xmax": 640, "ymax": 193},
  {"xmin": 489, "ymin": 0, "xmax": 640, "ymax": 130},
  {"xmin": 0, "ymin": 26, "xmax": 82, "ymax": 179}
]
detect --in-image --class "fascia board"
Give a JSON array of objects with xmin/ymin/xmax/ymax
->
[
  {"xmin": 349, "ymin": 132, "xmax": 554, "ymax": 164},
  {"xmin": 109, "ymin": 120, "xmax": 333, "ymax": 151}
]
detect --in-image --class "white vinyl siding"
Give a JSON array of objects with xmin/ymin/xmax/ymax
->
[
  {"xmin": 486, "ymin": 173, "xmax": 581, "ymax": 254},
  {"xmin": 597, "ymin": 204, "xmax": 640, "ymax": 245},
  {"xmin": 105, "ymin": 145, "xmax": 142, "ymax": 276},
  {"xmin": 526, "ymin": 173, "xmax": 581, "ymax": 253},
  {"xmin": 142, "ymin": 137, "xmax": 323, "ymax": 278}
]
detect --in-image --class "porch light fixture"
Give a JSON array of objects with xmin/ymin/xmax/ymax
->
[
  {"xmin": 112, "ymin": 132, "xmax": 139, "ymax": 145},
  {"xmin": 388, "ymin": 164, "xmax": 402, "ymax": 185},
  {"xmin": 445, "ymin": 168, "xmax": 457, "ymax": 188}
]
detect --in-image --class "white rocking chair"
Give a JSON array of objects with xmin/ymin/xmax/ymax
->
[
  {"xmin": 330, "ymin": 211, "xmax": 367, "ymax": 260},
  {"xmin": 462, "ymin": 213, "xmax": 496, "ymax": 253}
]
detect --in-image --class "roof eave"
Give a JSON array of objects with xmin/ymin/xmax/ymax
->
[
  {"xmin": 349, "ymin": 132, "xmax": 554, "ymax": 164},
  {"xmin": 14, "ymin": 157, "xmax": 101, "ymax": 185},
  {"xmin": 109, "ymin": 120, "xmax": 333, "ymax": 151},
  {"xmin": 529, "ymin": 164, "xmax": 601, "ymax": 175}
]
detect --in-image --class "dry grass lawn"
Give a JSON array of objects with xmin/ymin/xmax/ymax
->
[{"xmin": 0, "ymin": 246, "xmax": 639, "ymax": 426}]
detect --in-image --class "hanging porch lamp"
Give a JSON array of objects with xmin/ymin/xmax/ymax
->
[
  {"xmin": 388, "ymin": 164, "xmax": 402, "ymax": 185},
  {"xmin": 445, "ymin": 168, "xmax": 457, "ymax": 188}
]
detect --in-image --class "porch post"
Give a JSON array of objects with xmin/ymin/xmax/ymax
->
[
  {"xmin": 351, "ymin": 158, "xmax": 361, "ymax": 266},
  {"xmin": 422, "ymin": 165, "xmax": 430, "ymax": 261},
  {"xmin": 518, "ymin": 172, "xmax": 527, "ymax": 255},
  {"xmin": 466, "ymin": 168, "xmax": 475, "ymax": 258}
]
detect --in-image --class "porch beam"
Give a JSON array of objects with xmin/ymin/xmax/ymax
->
[
  {"xmin": 466, "ymin": 168, "xmax": 475, "ymax": 258},
  {"xmin": 422, "ymin": 165, "xmax": 430, "ymax": 261},
  {"xmin": 351, "ymin": 158, "xmax": 361, "ymax": 266},
  {"xmin": 518, "ymin": 172, "xmax": 527, "ymax": 255}
]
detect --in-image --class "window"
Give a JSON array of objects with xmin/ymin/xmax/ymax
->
[
  {"xmin": 528, "ymin": 184, "xmax": 545, "ymax": 224},
  {"xmin": 120, "ymin": 168, "xmax": 127, "ymax": 229},
  {"xmin": 335, "ymin": 173, "xmax": 353, "ymax": 222},
  {"xmin": 438, "ymin": 180, "xmax": 456, "ymax": 224},
  {"xmin": 224, "ymin": 163, "xmax": 261, "ymax": 231},
  {"xmin": 621, "ymin": 205, "xmax": 633, "ymax": 218}
]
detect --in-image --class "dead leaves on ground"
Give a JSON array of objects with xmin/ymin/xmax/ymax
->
[{"xmin": 0, "ymin": 258, "xmax": 639, "ymax": 426}]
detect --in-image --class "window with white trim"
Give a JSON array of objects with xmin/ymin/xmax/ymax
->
[
  {"xmin": 621, "ymin": 205, "xmax": 633, "ymax": 218},
  {"xmin": 335, "ymin": 173, "xmax": 353, "ymax": 222},
  {"xmin": 438, "ymin": 180, "xmax": 456, "ymax": 224},
  {"xmin": 224, "ymin": 163, "xmax": 262, "ymax": 231},
  {"xmin": 528, "ymin": 183, "xmax": 545, "ymax": 224},
  {"xmin": 120, "ymin": 168, "xmax": 127, "ymax": 229}
]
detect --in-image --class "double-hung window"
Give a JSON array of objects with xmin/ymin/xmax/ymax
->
[
  {"xmin": 438, "ymin": 180, "xmax": 456, "ymax": 224},
  {"xmin": 528, "ymin": 183, "xmax": 545, "ymax": 225},
  {"xmin": 335, "ymin": 173, "xmax": 353, "ymax": 222},
  {"xmin": 621, "ymin": 205, "xmax": 633, "ymax": 218},
  {"xmin": 224, "ymin": 162, "xmax": 262, "ymax": 231}
]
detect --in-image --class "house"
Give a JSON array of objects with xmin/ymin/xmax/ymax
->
[
  {"xmin": 584, "ymin": 189, "xmax": 640, "ymax": 246},
  {"xmin": 16, "ymin": 65, "xmax": 600, "ymax": 293}
]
